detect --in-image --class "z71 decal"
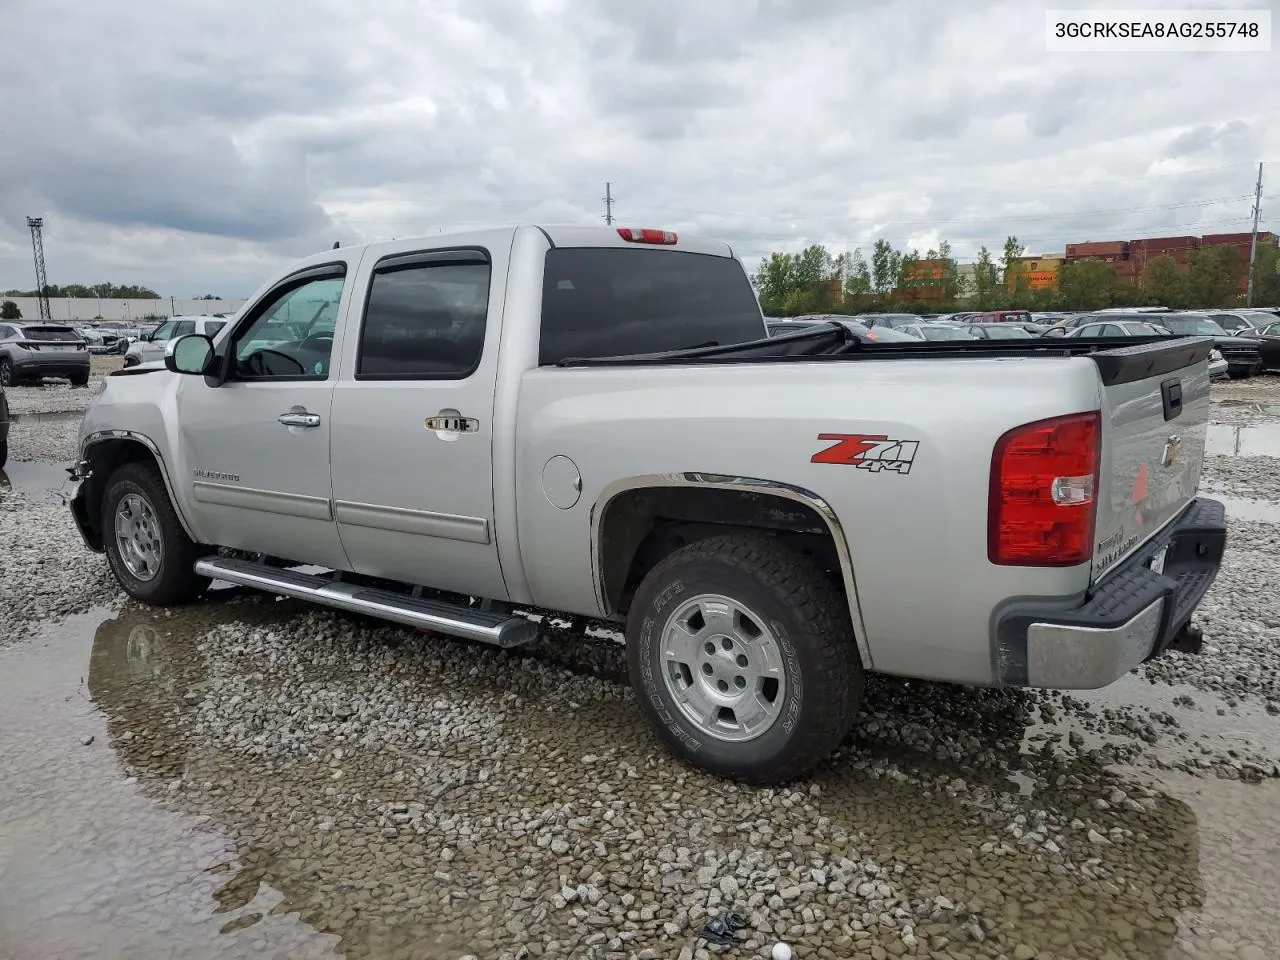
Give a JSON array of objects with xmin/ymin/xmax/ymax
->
[{"xmin": 811, "ymin": 434, "xmax": 919, "ymax": 474}]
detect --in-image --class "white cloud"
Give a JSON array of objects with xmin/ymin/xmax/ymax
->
[{"xmin": 0, "ymin": 0, "xmax": 1274, "ymax": 295}]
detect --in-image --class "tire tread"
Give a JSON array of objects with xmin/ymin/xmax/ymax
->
[{"xmin": 628, "ymin": 532, "xmax": 863, "ymax": 785}]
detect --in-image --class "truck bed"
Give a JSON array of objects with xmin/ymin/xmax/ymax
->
[{"xmin": 556, "ymin": 324, "xmax": 1214, "ymax": 386}]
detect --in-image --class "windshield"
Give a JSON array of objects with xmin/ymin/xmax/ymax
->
[
  {"xmin": 1164, "ymin": 317, "xmax": 1227, "ymax": 336},
  {"xmin": 921, "ymin": 326, "xmax": 971, "ymax": 340}
]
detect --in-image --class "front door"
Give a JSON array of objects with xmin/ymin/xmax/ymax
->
[
  {"xmin": 328, "ymin": 244, "xmax": 508, "ymax": 600},
  {"xmin": 173, "ymin": 264, "xmax": 354, "ymax": 570}
]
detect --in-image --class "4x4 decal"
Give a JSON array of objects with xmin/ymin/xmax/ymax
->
[{"xmin": 811, "ymin": 434, "xmax": 919, "ymax": 474}]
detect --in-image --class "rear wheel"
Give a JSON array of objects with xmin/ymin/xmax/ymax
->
[
  {"xmin": 102, "ymin": 462, "xmax": 210, "ymax": 605},
  {"xmin": 625, "ymin": 532, "xmax": 863, "ymax": 784},
  {"xmin": 0, "ymin": 358, "xmax": 12, "ymax": 387},
  {"xmin": 71, "ymin": 371, "xmax": 90, "ymax": 387},
  {"xmin": 0, "ymin": 439, "xmax": 7, "ymax": 470}
]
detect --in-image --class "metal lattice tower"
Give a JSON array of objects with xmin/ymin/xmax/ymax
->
[{"xmin": 26, "ymin": 217, "xmax": 51, "ymax": 320}]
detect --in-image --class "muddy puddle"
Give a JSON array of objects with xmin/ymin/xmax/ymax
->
[
  {"xmin": 1205, "ymin": 421, "xmax": 1280, "ymax": 458},
  {"xmin": 2, "ymin": 599, "xmax": 1280, "ymax": 959},
  {"xmin": 0, "ymin": 459, "xmax": 72, "ymax": 497}
]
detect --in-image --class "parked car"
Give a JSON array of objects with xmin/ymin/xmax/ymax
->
[
  {"xmin": 1062, "ymin": 320, "xmax": 1170, "ymax": 338},
  {"xmin": 899, "ymin": 322, "xmax": 975, "ymax": 342},
  {"xmin": 122, "ymin": 316, "xmax": 230, "ymax": 368},
  {"xmin": 1236, "ymin": 320, "xmax": 1280, "ymax": 371},
  {"xmin": 1206, "ymin": 311, "xmax": 1280, "ymax": 335},
  {"xmin": 0, "ymin": 382, "xmax": 9, "ymax": 468},
  {"xmin": 75, "ymin": 327, "xmax": 114, "ymax": 354},
  {"xmin": 69, "ymin": 224, "xmax": 1225, "ymax": 784},
  {"xmin": 964, "ymin": 323, "xmax": 1035, "ymax": 340},
  {"xmin": 0, "ymin": 322, "xmax": 90, "ymax": 386},
  {"xmin": 972, "ymin": 310, "xmax": 1033, "ymax": 325},
  {"xmin": 853, "ymin": 313, "xmax": 923, "ymax": 331},
  {"xmin": 774, "ymin": 316, "xmax": 918, "ymax": 342},
  {"xmin": 1154, "ymin": 313, "xmax": 1263, "ymax": 379}
]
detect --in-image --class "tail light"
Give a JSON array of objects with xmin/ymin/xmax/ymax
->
[
  {"xmin": 989, "ymin": 411, "xmax": 1100, "ymax": 566},
  {"xmin": 617, "ymin": 227, "xmax": 677, "ymax": 245}
]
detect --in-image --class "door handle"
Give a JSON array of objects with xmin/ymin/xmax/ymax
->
[
  {"xmin": 278, "ymin": 411, "xmax": 321, "ymax": 428},
  {"xmin": 424, "ymin": 414, "xmax": 479, "ymax": 434}
]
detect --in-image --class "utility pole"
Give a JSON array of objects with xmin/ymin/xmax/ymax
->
[
  {"xmin": 26, "ymin": 216, "xmax": 51, "ymax": 320},
  {"xmin": 1246, "ymin": 162, "xmax": 1264, "ymax": 307},
  {"xmin": 602, "ymin": 182, "xmax": 615, "ymax": 225}
]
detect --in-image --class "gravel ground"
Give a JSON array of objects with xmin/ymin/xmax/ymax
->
[{"xmin": 1, "ymin": 372, "xmax": 1279, "ymax": 960}]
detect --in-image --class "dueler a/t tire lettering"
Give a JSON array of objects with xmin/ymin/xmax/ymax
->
[
  {"xmin": 625, "ymin": 532, "xmax": 863, "ymax": 785},
  {"xmin": 102, "ymin": 462, "xmax": 210, "ymax": 605}
]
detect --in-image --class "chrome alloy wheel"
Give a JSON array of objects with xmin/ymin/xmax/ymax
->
[
  {"xmin": 114, "ymin": 493, "xmax": 164, "ymax": 581},
  {"xmin": 660, "ymin": 593, "xmax": 787, "ymax": 743}
]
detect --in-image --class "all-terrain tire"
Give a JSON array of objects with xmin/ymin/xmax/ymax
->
[
  {"xmin": 625, "ymin": 532, "xmax": 863, "ymax": 785},
  {"xmin": 102, "ymin": 461, "xmax": 210, "ymax": 605}
]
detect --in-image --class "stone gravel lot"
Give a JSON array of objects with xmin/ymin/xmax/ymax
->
[{"xmin": 2, "ymin": 370, "xmax": 1280, "ymax": 960}]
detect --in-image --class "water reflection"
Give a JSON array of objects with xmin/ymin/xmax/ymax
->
[{"xmin": 81, "ymin": 601, "xmax": 1218, "ymax": 959}]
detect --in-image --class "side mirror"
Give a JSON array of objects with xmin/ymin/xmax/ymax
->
[{"xmin": 166, "ymin": 334, "xmax": 215, "ymax": 375}]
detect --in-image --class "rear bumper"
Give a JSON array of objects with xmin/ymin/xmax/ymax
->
[
  {"xmin": 995, "ymin": 498, "xmax": 1226, "ymax": 689},
  {"xmin": 13, "ymin": 355, "xmax": 90, "ymax": 378}
]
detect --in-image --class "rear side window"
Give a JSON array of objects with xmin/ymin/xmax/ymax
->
[
  {"xmin": 22, "ymin": 326, "xmax": 79, "ymax": 341},
  {"xmin": 538, "ymin": 248, "xmax": 764, "ymax": 364},
  {"xmin": 357, "ymin": 255, "xmax": 491, "ymax": 380}
]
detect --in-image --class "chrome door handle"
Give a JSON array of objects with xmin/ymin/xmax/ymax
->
[
  {"xmin": 278, "ymin": 412, "xmax": 321, "ymax": 428},
  {"xmin": 424, "ymin": 415, "xmax": 479, "ymax": 434}
]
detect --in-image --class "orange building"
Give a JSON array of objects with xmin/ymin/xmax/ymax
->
[
  {"xmin": 1008, "ymin": 255, "xmax": 1062, "ymax": 292},
  {"xmin": 898, "ymin": 259, "xmax": 949, "ymax": 302}
]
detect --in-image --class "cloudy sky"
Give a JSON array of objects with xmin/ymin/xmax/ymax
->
[{"xmin": 0, "ymin": 0, "xmax": 1275, "ymax": 297}]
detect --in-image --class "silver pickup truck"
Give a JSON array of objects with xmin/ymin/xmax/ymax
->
[{"xmin": 68, "ymin": 225, "xmax": 1227, "ymax": 784}]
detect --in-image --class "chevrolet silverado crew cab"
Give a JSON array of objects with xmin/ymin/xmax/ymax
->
[{"xmin": 68, "ymin": 225, "xmax": 1226, "ymax": 784}]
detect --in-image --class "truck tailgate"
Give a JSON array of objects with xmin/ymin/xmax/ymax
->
[{"xmin": 1091, "ymin": 338, "xmax": 1213, "ymax": 582}]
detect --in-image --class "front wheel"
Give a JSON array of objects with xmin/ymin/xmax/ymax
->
[
  {"xmin": 102, "ymin": 462, "xmax": 210, "ymax": 605},
  {"xmin": 626, "ymin": 533, "xmax": 864, "ymax": 784},
  {"xmin": 0, "ymin": 358, "xmax": 12, "ymax": 387}
]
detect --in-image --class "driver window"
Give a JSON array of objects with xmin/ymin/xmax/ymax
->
[{"xmin": 230, "ymin": 274, "xmax": 345, "ymax": 380}]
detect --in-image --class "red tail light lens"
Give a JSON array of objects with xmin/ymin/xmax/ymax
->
[
  {"xmin": 989, "ymin": 411, "xmax": 1100, "ymax": 566},
  {"xmin": 617, "ymin": 227, "xmax": 678, "ymax": 245}
]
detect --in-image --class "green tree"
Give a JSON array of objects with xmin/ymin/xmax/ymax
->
[
  {"xmin": 1058, "ymin": 260, "xmax": 1119, "ymax": 310},
  {"xmin": 1185, "ymin": 244, "xmax": 1240, "ymax": 308},
  {"xmin": 754, "ymin": 252, "xmax": 798, "ymax": 315},
  {"xmin": 1001, "ymin": 235, "xmax": 1025, "ymax": 287},
  {"xmin": 870, "ymin": 239, "xmax": 897, "ymax": 295},
  {"xmin": 972, "ymin": 247, "xmax": 1001, "ymax": 308},
  {"xmin": 844, "ymin": 249, "xmax": 872, "ymax": 298},
  {"xmin": 0, "ymin": 300, "xmax": 20, "ymax": 320},
  {"xmin": 1140, "ymin": 254, "xmax": 1189, "ymax": 308},
  {"xmin": 1247, "ymin": 240, "xmax": 1280, "ymax": 307}
]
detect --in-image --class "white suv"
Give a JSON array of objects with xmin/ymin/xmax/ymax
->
[{"xmin": 122, "ymin": 316, "xmax": 228, "ymax": 368}]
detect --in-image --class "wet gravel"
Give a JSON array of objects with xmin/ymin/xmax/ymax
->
[{"xmin": 1, "ymin": 372, "xmax": 1279, "ymax": 959}]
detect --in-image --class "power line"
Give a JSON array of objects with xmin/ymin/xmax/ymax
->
[{"xmin": 327, "ymin": 193, "xmax": 1255, "ymax": 228}]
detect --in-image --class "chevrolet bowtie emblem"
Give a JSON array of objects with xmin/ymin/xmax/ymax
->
[{"xmin": 1162, "ymin": 435, "xmax": 1181, "ymax": 468}]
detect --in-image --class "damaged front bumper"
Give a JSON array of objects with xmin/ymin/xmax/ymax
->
[{"xmin": 67, "ymin": 458, "xmax": 104, "ymax": 552}]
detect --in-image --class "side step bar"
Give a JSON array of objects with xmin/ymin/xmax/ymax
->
[{"xmin": 193, "ymin": 556, "xmax": 539, "ymax": 649}]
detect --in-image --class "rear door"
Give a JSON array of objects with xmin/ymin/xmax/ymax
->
[
  {"xmin": 328, "ymin": 242, "xmax": 510, "ymax": 600},
  {"xmin": 1091, "ymin": 341, "xmax": 1211, "ymax": 581}
]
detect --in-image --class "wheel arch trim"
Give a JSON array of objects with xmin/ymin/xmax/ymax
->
[
  {"xmin": 589, "ymin": 472, "xmax": 873, "ymax": 669},
  {"xmin": 81, "ymin": 429, "xmax": 199, "ymax": 542}
]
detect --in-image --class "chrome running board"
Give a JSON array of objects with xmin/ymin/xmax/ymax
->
[{"xmin": 194, "ymin": 555, "xmax": 538, "ymax": 648}]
